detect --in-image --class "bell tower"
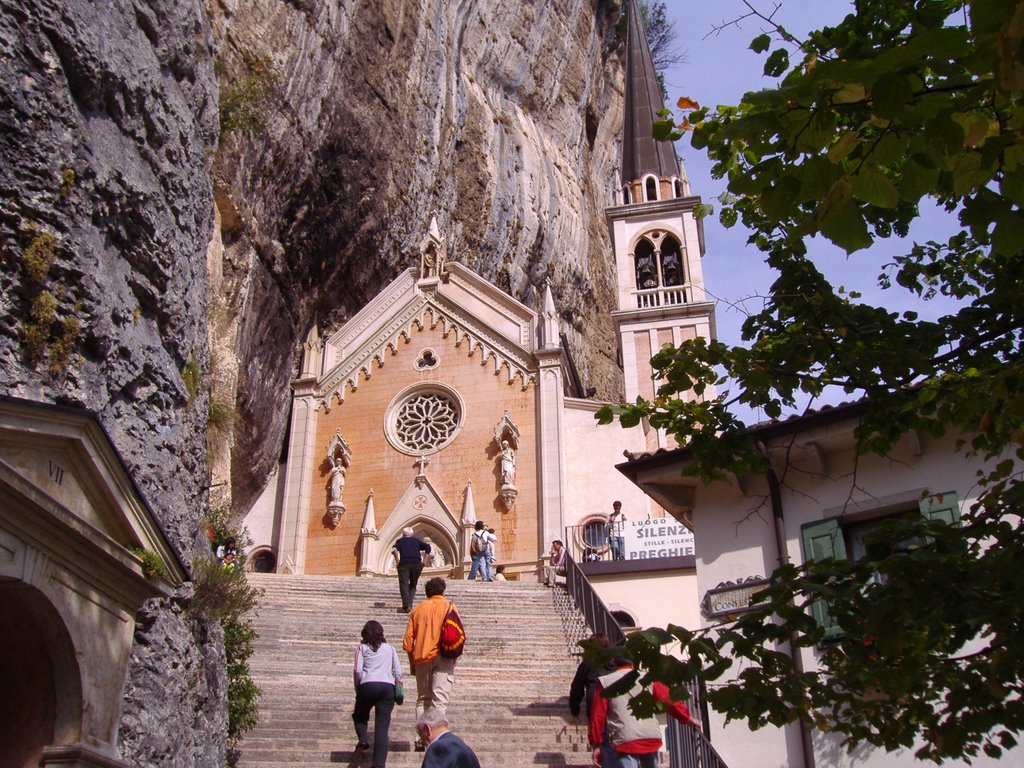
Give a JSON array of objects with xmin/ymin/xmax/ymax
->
[{"xmin": 608, "ymin": 0, "xmax": 717, "ymax": 451}]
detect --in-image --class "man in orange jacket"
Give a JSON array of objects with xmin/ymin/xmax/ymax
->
[{"xmin": 404, "ymin": 577, "xmax": 461, "ymax": 750}]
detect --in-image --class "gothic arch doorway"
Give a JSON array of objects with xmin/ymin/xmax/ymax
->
[
  {"xmin": 381, "ymin": 519, "xmax": 459, "ymax": 575},
  {"xmin": 0, "ymin": 583, "xmax": 82, "ymax": 768}
]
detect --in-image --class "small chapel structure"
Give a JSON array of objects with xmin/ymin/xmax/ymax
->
[{"xmin": 242, "ymin": 0, "xmax": 714, "ymax": 593}]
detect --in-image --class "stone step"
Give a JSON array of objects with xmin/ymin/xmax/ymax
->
[{"xmin": 235, "ymin": 574, "xmax": 592, "ymax": 768}]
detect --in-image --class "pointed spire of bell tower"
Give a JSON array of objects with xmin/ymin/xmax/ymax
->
[
  {"xmin": 605, "ymin": 1, "xmax": 717, "ymax": 452},
  {"xmin": 622, "ymin": 0, "xmax": 679, "ymax": 188}
]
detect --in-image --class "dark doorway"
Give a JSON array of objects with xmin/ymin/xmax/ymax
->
[{"xmin": 0, "ymin": 584, "xmax": 80, "ymax": 768}]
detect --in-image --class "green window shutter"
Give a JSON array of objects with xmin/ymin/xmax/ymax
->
[
  {"xmin": 801, "ymin": 517, "xmax": 848, "ymax": 644},
  {"xmin": 919, "ymin": 491, "xmax": 960, "ymax": 525}
]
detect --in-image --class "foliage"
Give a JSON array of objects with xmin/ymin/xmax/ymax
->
[
  {"xmin": 192, "ymin": 555, "xmax": 263, "ymax": 746},
  {"xmin": 128, "ymin": 546, "xmax": 168, "ymax": 580},
  {"xmin": 191, "ymin": 556, "xmax": 260, "ymax": 621},
  {"xmin": 193, "ymin": 512, "xmax": 262, "ymax": 747},
  {"xmin": 224, "ymin": 616, "xmax": 261, "ymax": 743},
  {"xmin": 208, "ymin": 397, "xmax": 235, "ymax": 431},
  {"xmin": 22, "ymin": 231, "xmax": 57, "ymax": 282},
  {"xmin": 640, "ymin": 1, "xmax": 685, "ymax": 98},
  {"xmin": 219, "ymin": 57, "xmax": 277, "ymax": 136},
  {"xmin": 602, "ymin": 0, "xmax": 1024, "ymax": 761},
  {"xmin": 203, "ymin": 505, "xmax": 251, "ymax": 555},
  {"xmin": 182, "ymin": 355, "xmax": 200, "ymax": 405},
  {"xmin": 18, "ymin": 230, "xmax": 80, "ymax": 374},
  {"xmin": 59, "ymin": 167, "xmax": 76, "ymax": 199}
]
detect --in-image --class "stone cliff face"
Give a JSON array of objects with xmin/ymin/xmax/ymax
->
[
  {"xmin": 207, "ymin": 0, "xmax": 627, "ymax": 514},
  {"xmin": 0, "ymin": 0, "xmax": 224, "ymax": 764}
]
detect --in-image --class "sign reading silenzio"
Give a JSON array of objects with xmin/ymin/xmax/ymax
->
[{"xmin": 624, "ymin": 517, "xmax": 695, "ymax": 559}]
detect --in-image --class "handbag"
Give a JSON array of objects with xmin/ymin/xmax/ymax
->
[{"xmin": 394, "ymin": 682, "xmax": 404, "ymax": 705}]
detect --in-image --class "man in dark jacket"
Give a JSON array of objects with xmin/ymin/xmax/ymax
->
[
  {"xmin": 569, "ymin": 632, "xmax": 612, "ymax": 719},
  {"xmin": 417, "ymin": 709, "xmax": 480, "ymax": 768},
  {"xmin": 392, "ymin": 527, "xmax": 431, "ymax": 613}
]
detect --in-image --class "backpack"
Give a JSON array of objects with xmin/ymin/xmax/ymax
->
[
  {"xmin": 471, "ymin": 532, "xmax": 487, "ymax": 555},
  {"xmin": 439, "ymin": 601, "xmax": 466, "ymax": 658}
]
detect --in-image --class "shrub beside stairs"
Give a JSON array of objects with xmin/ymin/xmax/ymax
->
[{"xmin": 236, "ymin": 573, "xmax": 594, "ymax": 768}]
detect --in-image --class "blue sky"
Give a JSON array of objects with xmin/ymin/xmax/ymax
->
[{"xmin": 658, "ymin": 0, "xmax": 960, "ymax": 420}]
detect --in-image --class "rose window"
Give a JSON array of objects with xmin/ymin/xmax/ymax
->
[{"xmin": 391, "ymin": 391, "xmax": 461, "ymax": 452}]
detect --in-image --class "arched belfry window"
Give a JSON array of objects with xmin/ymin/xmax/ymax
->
[
  {"xmin": 674, "ymin": 179, "xmax": 683, "ymax": 198},
  {"xmin": 632, "ymin": 232, "xmax": 688, "ymax": 308},
  {"xmin": 634, "ymin": 239, "xmax": 658, "ymax": 290},
  {"xmin": 645, "ymin": 176, "xmax": 658, "ymax": 202},
  {"xmin": 660, "ymin": 236, "xmax": 683, "ymax": 286}
]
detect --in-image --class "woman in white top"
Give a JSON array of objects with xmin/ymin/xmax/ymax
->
[{"xmin": 353, "ymin": 620, "xmax": 403, "ymax": 768}]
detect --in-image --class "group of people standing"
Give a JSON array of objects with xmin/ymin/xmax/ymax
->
[
  {"xmin": 352, "ymin": 576, "xmax": 480, "ymax": 768},
  {"xmin": 467, "ymin": 520, "xmax": 498, "ymax": 581}
]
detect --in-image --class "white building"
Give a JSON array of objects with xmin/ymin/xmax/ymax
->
[{"xmin": 620, "ymin": 400, "xmax": 1021, "ymax": 768}]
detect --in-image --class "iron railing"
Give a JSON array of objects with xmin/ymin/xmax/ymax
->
[
  {"xmin": 634, "ymin": 284, "xmax": 690, "ymax": 309},
  {"xmin": 559, "ymin": 551, "xmax": 730, "ymax": 768}
]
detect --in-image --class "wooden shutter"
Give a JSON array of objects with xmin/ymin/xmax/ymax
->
[{"xmin": 801, "ymin": 517, "xmax": 848, "ymax": 643}]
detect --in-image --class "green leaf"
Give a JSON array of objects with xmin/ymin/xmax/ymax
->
[
  {"xmin": 764, "ymin": 49, "xmax": 790, "ymax": 77},
  {"xmin": 898, "ymin": 158, "xmax": 940, "ymax": 201},
  {"xmin": 851, "ymin": 166, "xmax": 900, "ymax": 208},
  {"xmin": 871, "ymin": 74, "xmax": 914, "ymax": 119},
  {"xmin": 833, "ymin": 83, "xmax": 866, "ymax": 105},
  {"xmin": 750, "ymin": 33, "xmax": 772, "ymax": 53},
  {"xmin": 653, "ymin": 117, "xmax": 681, "ymax": 142},
  {"xmin": 818, "ymin": 179, "xmax": 872, "ymax": 252},
  {"xmin": 827, "ymin": 133, "xmax": 860, "ymax": 163},
  {"xmin": 952, "ymin": 152, "xmax": 996, "ymax": 196},
  {"xmin": 953, "ymin": 112, "xmax": 993, "ymax": 148}
]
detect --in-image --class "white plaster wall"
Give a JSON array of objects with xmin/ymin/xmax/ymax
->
[
  {"xmin": 590, "ymin": 569, "xmax": 700, "ymax": 633},
  {"xmin": 241, "ymin": 463, "xmax": 282, "ymax": 556},
  {"xmin": 561, "ymin": 399, "xmax": 653, "ymax": 528}
]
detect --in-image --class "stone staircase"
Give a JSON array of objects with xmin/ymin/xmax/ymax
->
[{"xmin": 235, "ymin": 574, "xmax": 593, "ymax": 768}]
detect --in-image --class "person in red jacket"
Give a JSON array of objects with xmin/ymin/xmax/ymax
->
[{"xmin": 588, "ymin": 660, "xmax": 701, "ymax": 768}]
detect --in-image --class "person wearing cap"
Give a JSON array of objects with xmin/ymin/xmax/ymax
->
[{"xmin": 392, "ymin": 527, "xmax": 432, "ymax": 613}]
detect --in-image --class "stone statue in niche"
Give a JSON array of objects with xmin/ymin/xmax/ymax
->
[
  {"xmin": 493, "ymin": 411, "xmax": 520, "ymax": 512},
  {"xmin": 421, "ymin": 535, "xmax": 446, "ymax": 568},
  {"xmin": 325, "ymin": 429, "xmax": 352, "ymax": 528},
  {"xmin": 329, "ymin": 456, "xmax": 346, "ymax": 503},
  {"xmin": 500, "ymin": 440, "xmax": 516, "ymax": 486}
]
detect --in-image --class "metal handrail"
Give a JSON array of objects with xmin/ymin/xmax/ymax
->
[
  {"xmin": 563, "ymin": 551, "xmax": 626, "ymax": 646},
  {"xmin": 559, "ymin": 552, "xmax": 730, "ymax": 768}
]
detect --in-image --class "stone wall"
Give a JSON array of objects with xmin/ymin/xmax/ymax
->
[{"xmin": 0, "ymin": 0, "xmax": 224, "ymax": 764}]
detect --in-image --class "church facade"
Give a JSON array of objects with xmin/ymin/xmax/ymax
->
[{"xmin": 241, "ymin": 0, "xmax": 715, "ymax": 583}]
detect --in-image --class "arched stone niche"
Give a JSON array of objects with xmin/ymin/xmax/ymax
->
[{"xmin": 0, "ymin": 398, "xmax": 185, "ymax": 768}]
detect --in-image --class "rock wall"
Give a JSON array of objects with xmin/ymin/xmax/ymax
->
[
  {"xmin": 0, "ymin": 0, "xmax": 224, "ymax": 764},
  {"xmin": 207, "ymin": 0, "xmax": 627, "ymax": 513}
]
